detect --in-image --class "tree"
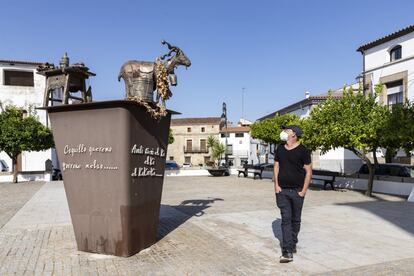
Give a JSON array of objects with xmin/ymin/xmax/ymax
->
[
  {"xmin": 206, "ymin": 135, "xmax": 226, "ymax": 166},
  {"xmin": 250, "ymin": 113, "xmax": 302, "ymax": 153},
  {"xmin": 0, "ymin": 105, "xmax": 54, "ymax": 183},
  {"xmin": 379, "ymin": 100, "xmax": 414, "ymax": 162},
  {"xmin": 168, "ymin": 128, "xmax": 174, "ymax": 144},
  {"xmin": 212, "ymin": 142, "xmax": 226, "ymax": 163},
  {"xmin": 304, "ymin": 87, "xmax": 388, "ymax": 196}
]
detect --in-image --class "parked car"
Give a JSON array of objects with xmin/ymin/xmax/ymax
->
[
  {"xmin": 165, "ymin": 160, "xmax": 179, "ymax": 170},
  {"xmin": 245, "ymin": 163, "xmax": 274, "ymax": 171},
  {"xmin": 358, "ymin": 163, "xmax": 414, "ymax": 178},
  {"xmin": 182, "ymin": 162, "xmax": 192, "ymax": 168},
  {"xmin": 52, "ymin": 168, "xmax": 63, "ymax": 180},
  {"xmin": 0, "ymin": 159, "xmax": 9, "ymax": 172}
]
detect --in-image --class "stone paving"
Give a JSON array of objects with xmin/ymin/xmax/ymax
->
[
  {"xmin": 0, "ymin": 181, "xmax": 44, "ymax": 228},
  {"xmin": 0, "ymin": 176, "xmax": 413, "ymax": 275}
]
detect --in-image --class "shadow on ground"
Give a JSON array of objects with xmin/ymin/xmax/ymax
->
[
  {"xmin": 271, "ymin": 219, "xmax": 283, "ymax": 251},
  {"xmin": 336, "ymin": 200, "xmax": 414, "ymax": 235},
  {"xmin": 157, "ymin": 198, "xmax": 224, "ymax": 240}
]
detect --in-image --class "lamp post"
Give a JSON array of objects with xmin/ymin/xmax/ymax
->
[{"xmin": 221, "ymin": 102, "xmax": 228, "ymax": 166}]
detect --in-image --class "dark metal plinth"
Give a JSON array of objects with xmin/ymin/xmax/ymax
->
[{"xmin": 41, "ymin": 101, "xmax": 175, "ymax": 257}]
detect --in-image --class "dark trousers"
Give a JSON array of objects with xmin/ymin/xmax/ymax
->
[{"xmin": 276, "ymin": 188, "xmax": 305, "ymax": 252}]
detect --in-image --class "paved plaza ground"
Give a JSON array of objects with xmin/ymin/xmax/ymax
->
[{"xmin": 0, "ymin": 176, "xmax": 413, "ymax": 275}]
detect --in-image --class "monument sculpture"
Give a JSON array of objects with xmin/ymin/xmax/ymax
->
[
  {"xmin": 37, "ymin": 53, "xmax": 95, "ymax": 107},
  {"xmin": 40, "ymin": 41, "xmax": 189, "ymax": 257},
  {"xmin": 118, "ymin": 40, "xmax": 191, "ymax": 118}
]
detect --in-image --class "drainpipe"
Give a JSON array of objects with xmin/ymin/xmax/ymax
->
[{"xmin": 362, "ymin": 50, "xmax": 366, "ymax": 96}]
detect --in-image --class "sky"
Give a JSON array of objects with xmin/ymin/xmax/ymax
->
[{"xmin": 1, "ymin": 0, "xmax": 414, "ymax": 123}]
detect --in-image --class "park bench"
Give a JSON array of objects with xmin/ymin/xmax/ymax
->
[
  {"xmin": 311, "ymin": 169, "xmax": 340, "ymax": 190},
  {"xmin": 237, "ymin": 164, "xmax": 263, "ymax": 180}
]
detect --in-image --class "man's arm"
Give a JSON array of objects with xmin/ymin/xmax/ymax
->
[
  {"xmin": 273, "ymin": 161, "xmax": 282, "ymax": 193},
  {"xmin": 299, "ymin": 163, "xmax": 312, "ymax": 197}
]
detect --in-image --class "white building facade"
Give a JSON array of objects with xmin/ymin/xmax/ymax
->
[
  {"xmin": 219, "ymin": 120, "xmax": 267, "ymax": 167},
  {"xmin": 0, "ymin": 59, "xmax": 57, "ymax": 181},
  {"xmin": 358, "ymin": 25, "xmax": 414, "ymax": 162},
  {"xmin": 358, "ymin": 25, "xmax": 414, "ymax": 106}
]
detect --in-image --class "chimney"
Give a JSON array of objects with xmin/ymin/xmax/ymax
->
[{"xmin": 305, "ymin": 91, "xmax": 310, "ymax": 99}]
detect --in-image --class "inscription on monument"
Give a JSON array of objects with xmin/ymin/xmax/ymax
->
[
  {"xmin": 61, "ymin": 143, "xmax": 166, "ymax": 177},
  {"xmin": 130, "ymin": 144, "xmax": 165, "ymax": 177}
]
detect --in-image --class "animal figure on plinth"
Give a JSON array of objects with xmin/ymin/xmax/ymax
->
[{"xmin": 118, "ymin": 40, "xmax": 191, "ymax": 117}]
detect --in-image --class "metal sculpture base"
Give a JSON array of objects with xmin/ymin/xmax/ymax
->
[{"xmin": 40, "ymin": 101, "xmax": 177, "ymax": 257}]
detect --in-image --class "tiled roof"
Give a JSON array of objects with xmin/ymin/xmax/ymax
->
[
  {"xmin": 357, "ymin": 25, "xmax": 414, "ymax": 52},
  {"xmin": 0, "ymin": 59, "xmax": 45, "ymax": 66},
  {"xmin": 257, "ymin": 89, "xmax": 350, "ymax": 121},
  {"xmin": 220, "ymin": 126, "xmax": 250, "ymax": 133},
  {"xmin": 310, "ymin": 90, "xmax": 344, "ymax": 100},
  {"xmin": 171, "ymin": 117, "xmax": 221, "ymax": 126}
]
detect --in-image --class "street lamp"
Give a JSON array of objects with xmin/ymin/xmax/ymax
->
[{"xmin": 221, "ymin": 102, "xmax": 228, "ymax": 167}]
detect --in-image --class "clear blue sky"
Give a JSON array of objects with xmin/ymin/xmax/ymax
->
[{"xmin": 1, "ymin": 0, "xmax": 414, "ymax": 123}]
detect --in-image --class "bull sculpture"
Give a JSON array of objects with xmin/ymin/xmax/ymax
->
[{"xmin": 118, "ymin": 40, "xmax": 191, "ymax": 109}]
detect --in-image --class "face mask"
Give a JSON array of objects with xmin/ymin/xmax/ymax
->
[{"xmin": 280, "ymin": 131, "xmax": 289, "ymax": 141}]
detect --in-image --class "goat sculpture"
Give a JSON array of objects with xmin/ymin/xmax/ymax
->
[{"xmin": 118, "ymin": 40, "xmax": 191, "ymax": 109}]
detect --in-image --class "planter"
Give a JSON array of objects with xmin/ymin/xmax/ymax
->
[
  {"xmin": 41, "ymin": 100, "xmax": 175, "ymax": 257},
  {"xmin": 207, "ymin": 167, "xmax": 230, "ymax": 176}
]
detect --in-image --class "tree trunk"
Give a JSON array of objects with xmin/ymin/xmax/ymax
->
[
  {"xmin": 348, "ymin": 148, "xmax": 375, "ymax": 197},
  {"xmin": 385, "ymin": 147, "xmax": 396, "ymax": 163},
  {"xmin": 11, "ymin": 156, "xmax": 18, "ymax": 183},
  {"xmin": 365, "ymin": 159, "xmax": 374, "ymax": 197},
  {"xmin": 373, "ymin": 148, "xmax": 379, "ymax": 167}
]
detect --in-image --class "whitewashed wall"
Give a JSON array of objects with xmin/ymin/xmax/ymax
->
[
  {"xmin": 0, "ymin": 62, "xmax": 54, "ymax": 179},
  {"xmin": 364, "ymin": 31, "xmax": 414, "ymax": 101}
]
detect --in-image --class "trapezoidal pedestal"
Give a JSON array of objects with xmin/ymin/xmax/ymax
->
[{"xmin": 42, "ymin": 100, "xmax": 173, "ymax": 257}]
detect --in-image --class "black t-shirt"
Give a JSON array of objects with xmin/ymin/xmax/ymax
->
[{"xmin": 275, "ymin": 144, "xmax": 311, "ymax": 189}]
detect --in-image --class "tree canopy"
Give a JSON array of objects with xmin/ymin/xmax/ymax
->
[
  {"xmin": 0, "ymin": 105, "xmax": 54, "ymax": 183},
  {"xmin": 303, "ymin": 87, "xmax": 389, "ymax": 196},
  {"xmin": 250, "ymin": 113, "xmax": 302, "ymax": 145}
]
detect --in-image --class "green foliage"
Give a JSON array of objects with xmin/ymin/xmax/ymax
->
[
  {"xmin": 380, "ymin": 101, "xmax": 414, "ymax": 156},
  {"xmin": 206, "ymin": 135, "xmax": 226, "ymax": 163},
  {"xmin": 304, "ymin": 87, "xmax": 388, "ymax": 155},
  {"xmin": 212, "ymin": 142, "xmax": 226, "ymax": 161},
  {"xmin": 207, "ymin": 135, "xmax": 218, "ymax": 149},
  {"xmin": 0, "ymin": 105, "xmax": 54, "ymax": 182},
  {"xmin": 168, "ymin": 128, "xmax": 174, "ymax": 144},
  {"xmin": 250, "ymin": 113, "xmax": 301, "ymax": 145},
  {"xmin": 304, "ymin": 87, "xmax": 389, "ymax": 196}
]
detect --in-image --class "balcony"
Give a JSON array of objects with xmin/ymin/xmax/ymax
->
[{"xmin": 183, "ymin": 146, "xmax": 209, "ymax": 154}]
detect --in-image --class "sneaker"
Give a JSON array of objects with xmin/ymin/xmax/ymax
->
[{"xmin": 279, "ymin": 252, "xmax": 293, "ymax": 263}]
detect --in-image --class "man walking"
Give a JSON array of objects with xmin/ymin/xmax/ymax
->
[{"xmin": 274, "ymin": 125, "xmax": 312, "ymax": 263}]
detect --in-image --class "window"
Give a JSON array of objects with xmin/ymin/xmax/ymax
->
[
  {"xmin": 200, "ymin": 139, "xmax": 207, "ymax": 151},
  {"xmin": 187, "ymin": 127, "xmax": 191, "ymax": 133},
  {"xmin": 235, "ymin": 133, "xmax": 244, "ymax": 138},
  {"xmin": 186, "ymin": 140, "xmax": 192, "ymax": 151},
  {"xmin": 201, "ymin": 127, "xmax": 205, "ymax": 133},
  {"xmin": 3, "ymin": 70, "xmax": 34, "ymax": 86},
  {"xmin": 390, "ymin": 46, "xmax": 402, "ymax": 62},
  {"xmin": 185, "ymin": 156, "xmax": 191, "ymax": 163},
  {"xmin": 227, "ymin": 144, "xmax": 233, "ymax": 155},
  {"xmin": 221, "ymin": 133, "xmax": 229, "ymax": 138},
  {"xmin": 169, "ymin": 156, "xmax": 174, "ymax": 161},
  {"xmin": 386, "ymin": 80, "xmax": 404, "ymax": 106}
]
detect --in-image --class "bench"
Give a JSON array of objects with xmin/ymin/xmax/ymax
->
[
  {"xmin": 237, "ymin": 165, "xmax": 263, "ymax": 180},
  {"xmin": 311, "ymin": 170, "xmax": 340, "ymax": 190}
]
